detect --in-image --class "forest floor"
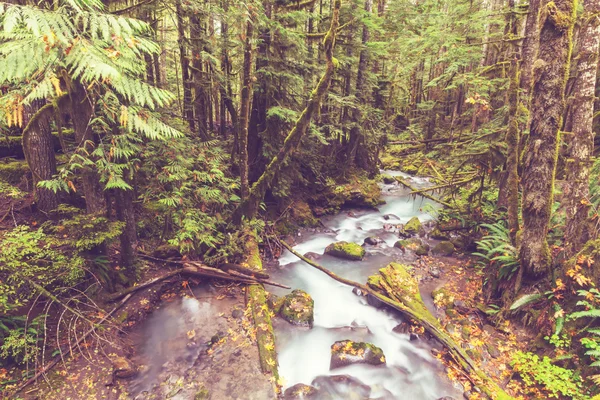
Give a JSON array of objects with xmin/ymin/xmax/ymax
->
[{"xmin": 417, "ymin": 253, "xmax": 533, "ymax": 399}]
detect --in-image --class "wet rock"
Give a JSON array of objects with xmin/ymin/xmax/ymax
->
[
  {"xmin": 267, "ymin": 293, "xmax": 285, "ymax": 314},
  {"xmin": 112, "ymin": 356, "xmax": 138, "ymax": 379},
  {"xmin": 283, "ymin": 383, "xmax": 319, "ymax": 399},
  {"xmin": 450, "ymin": 236, "xmax": 466, "ymax": 250},
  {"xmin": 363, "ymin": 236, "xmax": 382, "ymax": 246},
  {"xmin": 324, "ymin": 241, "xmax": 366, "ymax": 261},
  {"xmin": 303, "ymin": 252, "xmax": 322, "ymax": 261},
  {"xmin": 393, "ymin": 322, "xmax": 410, "ymax": 334},
  {"xmin": 429, "ymin": 267, "xmax": 441, "ymax": 278},
  {"xmin": 312, "ymin": 374, "xmax": 371, "ymax": 399},
  {"xmin": 415, "ymin": 245, "xmax": 429, "ymax": 256},
  {"xmin": 366, "ymin": 293, "xmax": 386, "ymax": 309},
  {"xmin": 280, "ymin": 289, "xmax": 315, "ymax": 328},
  {"xmin": 347, "ymin": 211, "xmax": 358, "ymax": 218},
  {"xmin": 403, "ymin": 217, "xmax": 421, "ymax": 235},
  {"xmin": 432, "ymin": 241, "xmax": 455, "ymax": 256},
  {"xmin": 231, "ymin": 308, "xmax": 244, "ymax": 319},
  {"xmin": 330, "ymin": 340, "xmax": 386, "ymax": 369},
  {"xmin": 381, "ymin": 174, "xmax": 396, "ymax": 184},
  {"xmin": 352, "ymin": 287, "xmax": 365, "ymax": 296},
  {"xmin": 394, "ymin": 237, "xmax": 422, "ymax": 251},
  {"xmin": 210, "ymin": 330, "xmax": 226, "ymax": 345},
  {"xmin": 383, "ymin": 214, "xmax": 399, "ymax": 221},
  {"xmin": 486, "ymin": 343, "xmax": 501, "ymax": 358},
  {"xmin": 429, "ymin": 227, "xmax": 449, "ymax": 240}
]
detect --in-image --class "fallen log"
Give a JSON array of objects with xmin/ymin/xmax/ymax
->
[
  {"xmin": 396, "ymin": 176, "xmax": 453, "ymax": 208},
  {"xmin": 279, "ymin": 240, "xmax": 513, "ymax": 400}
]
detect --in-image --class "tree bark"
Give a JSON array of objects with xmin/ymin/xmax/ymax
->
[
  {"xmin": 520, "ymin": 0, "xmax": 541, "ymax": 99},
  {"xmin": 239, "ymin": 13, "xmax": 255, "ymax": 199},
  {"xmin": 563, "ymin": 0, "xmax": 600, "ymax": 255},
  {"xmin": 22, "ymin": 101, "xmax": 58, "ymax": 213},
  {"xmin": 519, "ymin": 0, "xmax": 576, "ymax": 278},
  {"xmin": 190, "ymin": 14, "xmax": 209, "ymax": 140},
  {"xmin": 175, "ymin": 0, "xmax": 195, "ymax": 132},
  {"xmin": 115, "ymin": 186, "xmax": 137, "ymax": 268}
]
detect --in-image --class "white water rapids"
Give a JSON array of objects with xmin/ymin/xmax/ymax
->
[{"xmin": 269, "ymin": 171, "xmax": 462, "ymax": 399}]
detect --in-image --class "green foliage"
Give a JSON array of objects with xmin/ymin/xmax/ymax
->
[
  {"xmin": 473, "ymin": 221, "xmax": 519, "ymax": 280},
  {"xmin": 0, "ymin": 315, "xmax": 45, "ymax": 365},
  {"xmin": 511, "ymin": 351, "xmax": 587, "ymax": 399},
  {"xmin": 0, "ymin": 226, "xmax": 85, "ymax": 313},
  {"xmin": 567, "ymin": 288, "xmax": 600, "ymax": 368}
]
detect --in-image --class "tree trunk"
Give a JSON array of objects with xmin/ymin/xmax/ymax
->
[
  {"xmin": 347, "ymin": 0, "xmax": 373, "ymax": 170},
  {"xmin": 22, "ymin": 101, "xmax": 58, "ymax": 213},
  {"xmin": 69, "ymin": 82, "xmax": 105, "ymax": 214},
  {"xmin": 563, "ymin": 0, "xmax": 600, "ymax": 255},
  {"xmin": 519, "ymin": 0, "xmax": 576, "ymax": 278},
  {"xmin": 175, "ymin": 0, "xmax": 195, "ymax": 132},
  {"xmin": 190, "ymin": 14, "xmax": 209, "ymax": 140},
  {"xmin": 115, "ymin": 186, "xmax": 137, "ymax": 268},
  {"xmin": 505, "ymin": 0, "xmax": 520, "ymax": 245},
  {"xmin": 520, "ymin": 0, "xmax": 541, "ymax": 98},
  {"xmin": 239, "ymin": 13, "xmax": 255, "ymax": 199}
]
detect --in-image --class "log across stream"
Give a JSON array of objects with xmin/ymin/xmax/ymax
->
[{"xmin": 267, "ymin": 171, "xmax": 464, "ymax": 399}]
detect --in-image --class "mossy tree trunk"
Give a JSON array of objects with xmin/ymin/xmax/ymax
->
[
  {"xmin": 175, "ymin": 0, "xmax": 195, "ymax": 133},
  {"xmin": 563, "ymin": 0, "xmax": 600, "ymax": 256},
  {"xmin": 190, "ymin": 13, "xmax": 209, "ymax": 141},
  {"xmin": 519, "ymin": 0, "xmax": 541, "ymax": 99},
  {"xmin": 232, "ymin": 0, "xmax": 341, "ymax": 223},
  {"xmin": 239, "ymin": 10, "xmax": 255, "ymax": 199},
  {"xmin": 519, "ymin": 0, "xmax": 576, "ymax": 278},
  {"xmin": 505, "ymin": 0, "xmax": 520, "ymax": 246}
]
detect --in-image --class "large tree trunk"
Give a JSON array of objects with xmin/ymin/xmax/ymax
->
[
  {"xmin": 232, "ymin": 0, "xmax": 342, "ymax": 223},
  {"xmin": 22, "ymin": 101, "xmax": 58, "ymax": 213},
  {"xmin": 115, "ymin": 185, "xmax": 137, "ymax": 268},
  {"xmin": 69, "ymin": 82, "xmax": 105, "ymax": 214},
  {"xmin": 520, "ymin": 0, "xmax": 541, "ymax": 99},
  {"xmin": 190, "ymin": 14, "xmax": 209, "ymax": 140},
  {"xmin": 347, "ymin": 0, "xmax": 373, "ymax": 171},
  {"xmin": 239, "ymin": 15, "xmax": 255, "ymax": 199},
  {"xmin": 519, "ymin": 0, "xmax": 576, "ymax": 278},
  {"xmin": 563, "ymin": 0, "xmax": 600, "ymax": 256}
]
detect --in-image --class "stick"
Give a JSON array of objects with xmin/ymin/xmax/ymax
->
[{"xmin": 10, "ymin": 294, "xmax": 134, "ymax": 398}]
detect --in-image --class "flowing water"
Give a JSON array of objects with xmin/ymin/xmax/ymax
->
[
  {"xmin": 127, "ymin": 171, "xmax": 461, "ymax": 399},
  {"xmin": 269, "ymin": 171, "xmax": 462, "ymax": 399}
]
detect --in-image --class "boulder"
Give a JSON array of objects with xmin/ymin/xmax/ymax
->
[
  {"xmin": 401, "ymin": 217, "xmax": 421, "ymax": 236},
  {"xmin": 381, "ymin": 174, "xmax": 396, "ymax": 184},
  {"xmin": 312, "ymin": 375, "xmax": 371, "ymax": 400},
  {"xmin": 429, "ymin": 227, "xmax": 449, "ymax": 240},
  {"xmin": 283, "ymin": 383, "xmax": 319, "ymax": 399},
  {"xmin": 324, "ymin": 241, "xmax": 365, "ymax": 261},
  {"xmin": 432, "ymin": 241, "xmax": 455, "ymax": 256},
  {"xmin": 363, "ymin": 236, "xmax": 382, "ymax": 246},
  {"xmin": 415, "ymin": 245, "xmax": 429, "ymax": 256},
  {"xmin": 112, "ymin": 356, "xmax": 138, "ymax": 379},
  {"xmin": 394, "ymin": 238, "xmax": 427, "ymax": 254},
  {"xmin": 280, "ymin": 290, "xmax": 315, "ymax": 328},
  {"xmin": 267, "ymin": 293, "xmax": 285, "ymax": 314},
  {"xmin": 330, "ymin": 340, "xmax": 386, "ymax": 369}
]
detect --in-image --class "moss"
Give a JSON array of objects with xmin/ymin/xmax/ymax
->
[
  {"xmin": 194, "ymin": 388, "xmax": 210, "ymax": 400},
  {"xmin": 432, "ymin": 241, "xmax": 455, "ymax": 256},
  {"xmin": 402, "ymin": 164, "xmax": 419, "ymax": 175},
  {"xmin": 415, "ymin": 245, "xmax": 429, "ymax": 256},
  {"xmin": 403, "ymin": 217, "xmax": 421, "ymax": 235},
  {"xmin": 290, "ymin": 200, "xmax": 318, "ymax": 227},
  {"xmin": 325, "ymin": 241, "xmax": 365, "ymax": 260},
  {"xmin": 429, "ymin": 227, "xmax": 449, "ymax": 240},
  {"xmin": 380, "ymin": 174, "xmax": 396, "ymax": 184},
  {"xmin": 0, "ymin": 159, "xmax": 29, "ymax": 184},
  {"xmin": 267, "ymin": 293, "xmax": 285, "ymax": 314},
  {"xmin": 280, "ymin": 289, "xmax": 314, "ymax": 327},
  {"xmin": 330, "ymin": 340, "xmax": 386, "ymax": 369},
  {"xmin": 394, "ymin": 238, "xmax": 425, "ymax": 253}
]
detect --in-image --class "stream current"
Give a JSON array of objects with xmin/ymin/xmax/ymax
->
[{"xmin": 269, "ymin": 171, "xmax": 461, "ymax": 399}]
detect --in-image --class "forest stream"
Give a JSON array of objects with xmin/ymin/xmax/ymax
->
[{"xmin": 125, "ymin": 172, "xmax": 463, "ymax": 400}]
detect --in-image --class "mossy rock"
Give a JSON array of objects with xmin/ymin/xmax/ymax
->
[
  {"xmin": 431, "ymin": 286, "xmax": 454, "ymax": 310},
  {"xmin": 450, "ymin": 236, "xmax": 466, "ymax": 250},
  {"xmin": 402, "ymin": 164, "xmax": 419, "ymax": 175},
  {"xmin": 283, "ymin": 383, "xmax": 319, "ymax": 399},
  {"xmin": 280, "ymin": 289, "xmax": 314, "ymax": 328},
  {"xmin": 429, "ymin": 227, "xmax": 449, "ymax": 240},
  {"xmin": 325, "ymin": 241, "xmax": 365, "ymax": 261},
  {"xmin": 111, "ymin": 356, "xmax": 138, "ymax": 379},
  {"xmin": 291, "ymin": 200, "xmax": 319, "ymax": 227},
  {"xmin": 267, "ymin": 293, "xmax": 285, "ymax": 314},
  {"xmin": 432, "ymin": 241, "xmax": 455, "ymax": 256},
  {"xmin": 312, "ymin": 375, "xmax": 371, "ymax": 399},
  {"xmin": 330, "ymin": 340, "xmax": 386, "ymax": 369},
  {"xmin": 415, "ymin": 245, "xmax": 429, "ymax": 256},
  {"xmin": 380, "ymin": 174, "xmax": 396, "ymax": 184},
  {"xmin": 402, "ymin": 217, "xmax": 421, "ymax": 236},
  {"xmin": 394, "ymin": 238, "xmax": 423, "ymax": 252},
  {"xmin": 0, "ymin": 159, "xmax": 29, "ymax": 184},
  {"xmin": 152, "ymin": 244, "xmax": 181, "ymax": 259}
]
